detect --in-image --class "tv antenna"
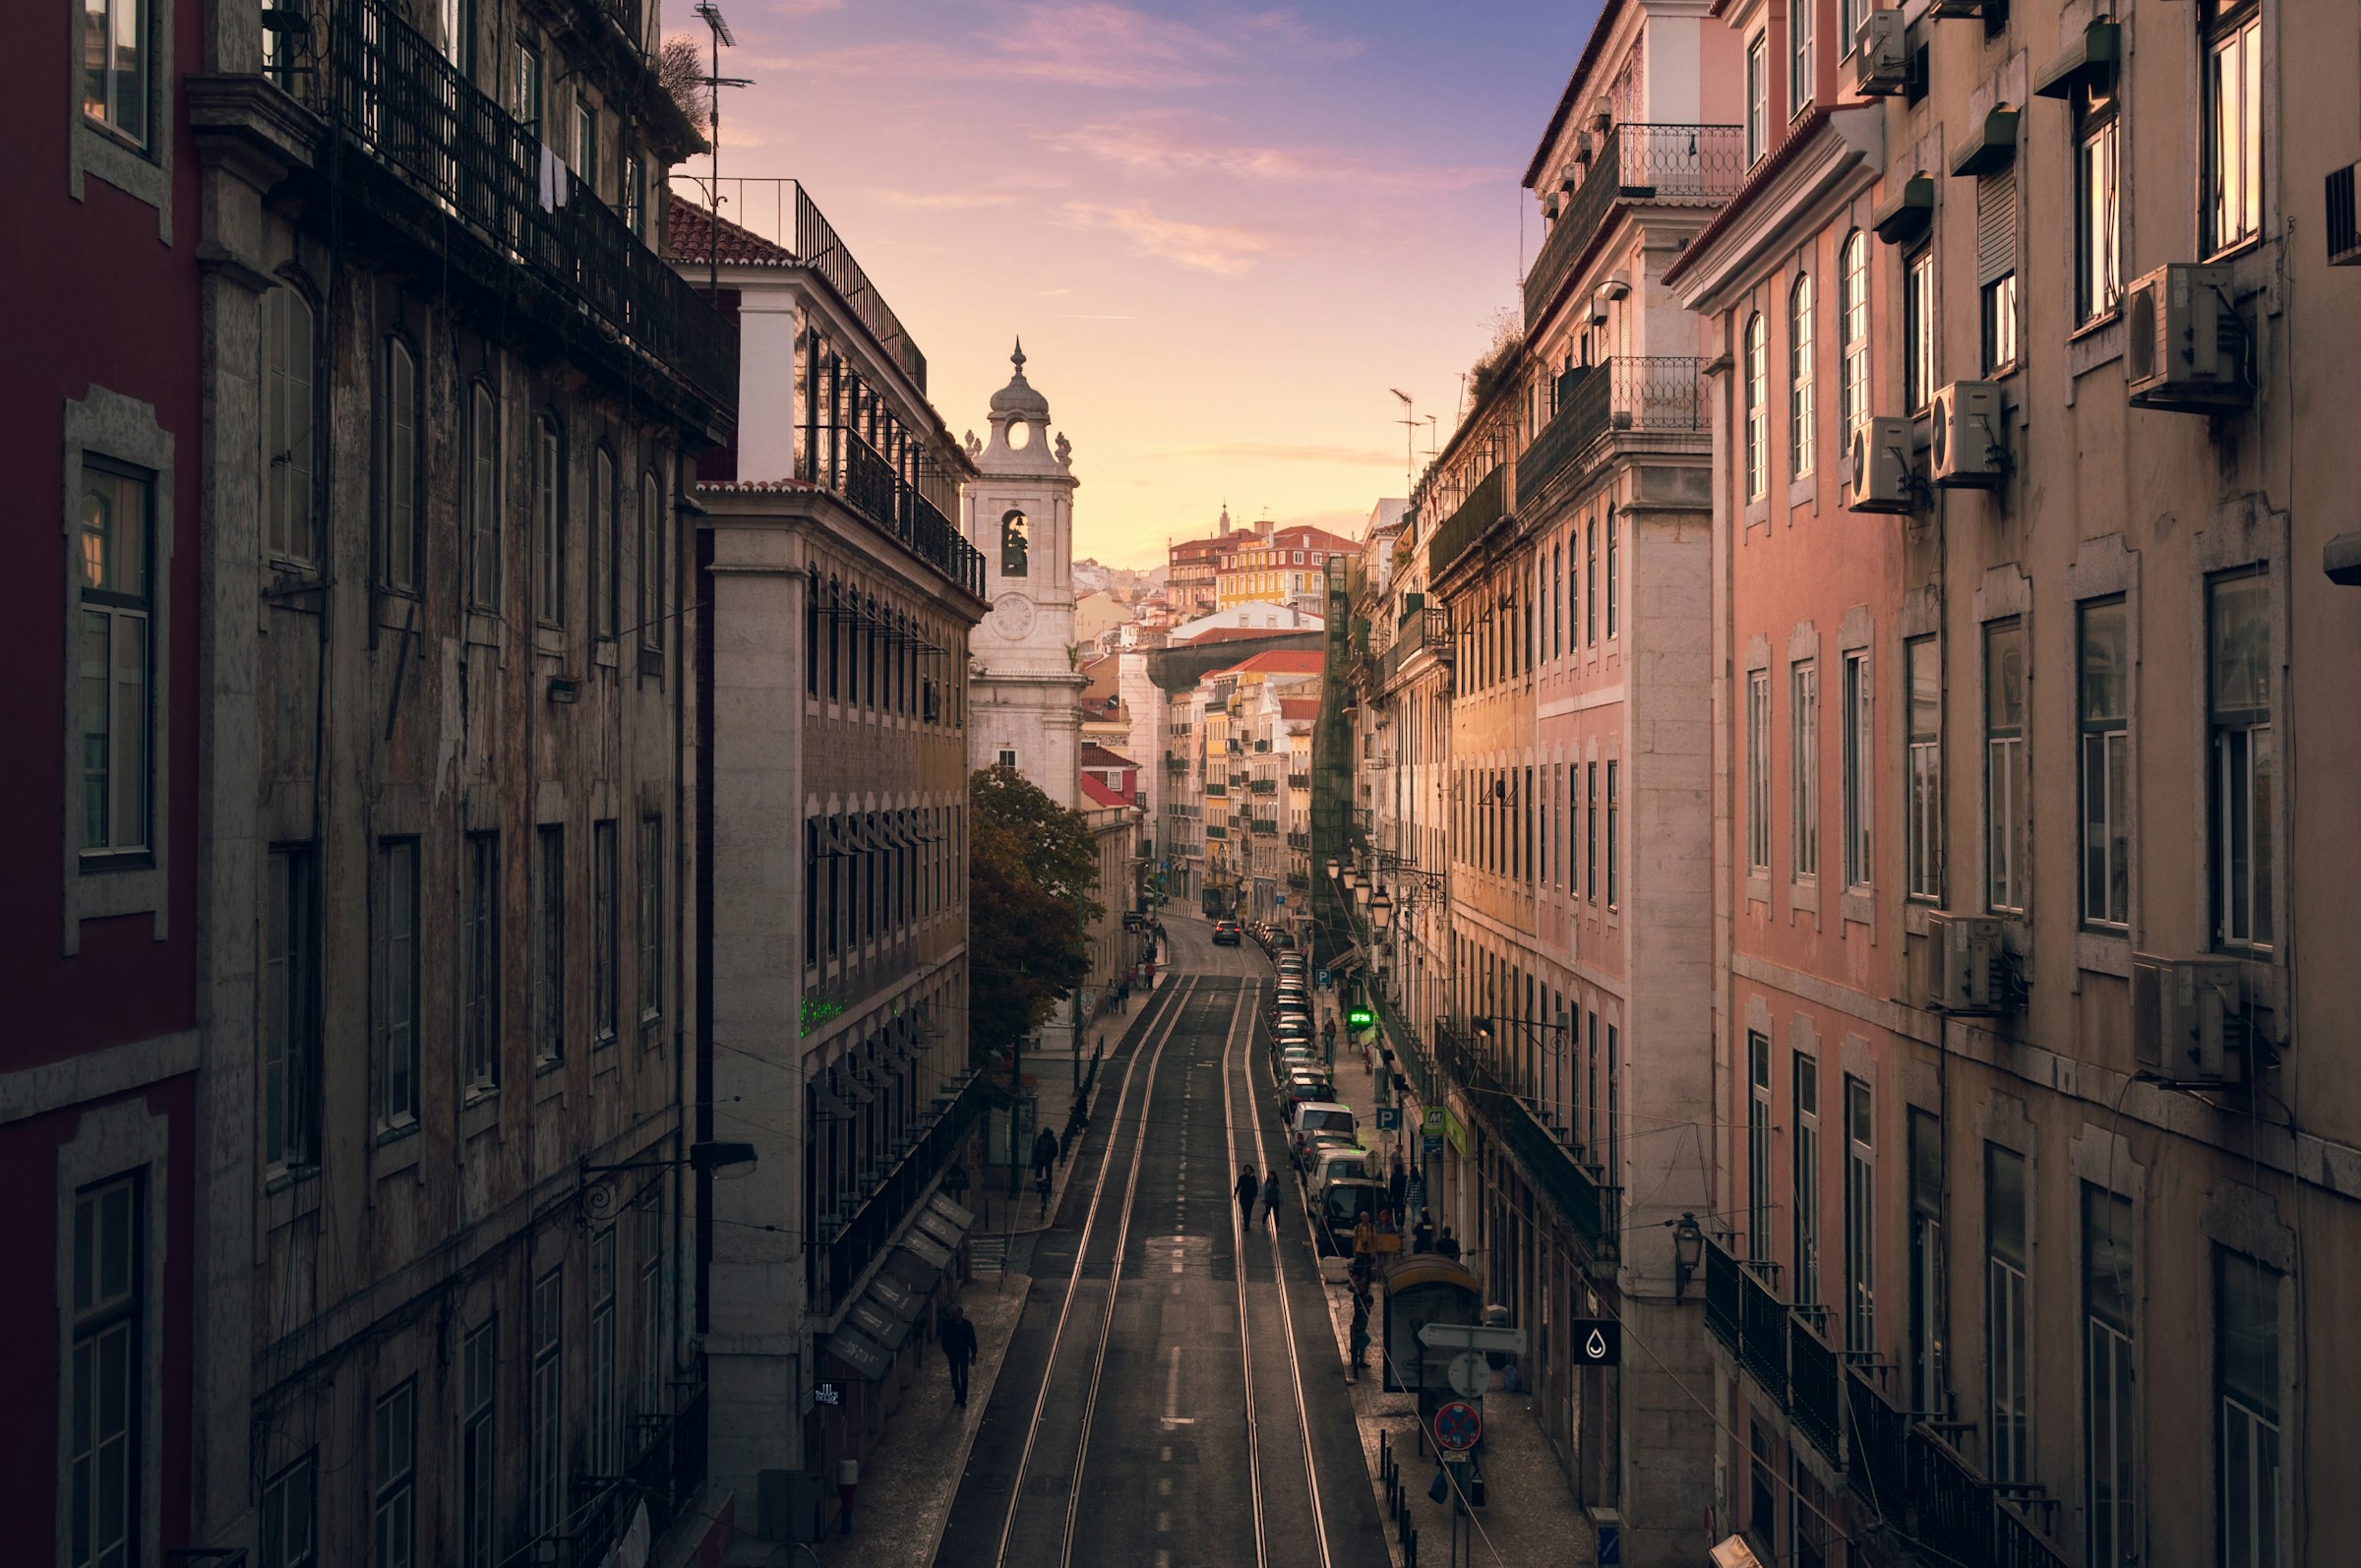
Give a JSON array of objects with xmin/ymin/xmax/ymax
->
[
  {"xmin": 1390, "ymin": 388, "xmax": 1416, "ymax": 494},
  {"xmin": 694, "ymin": 0, "xmax": 754, "ymax": 298}
]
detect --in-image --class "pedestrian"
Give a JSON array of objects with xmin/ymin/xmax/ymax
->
[
  {"xmin": 835, "ymin": 1455, "xmax": 860, "ymax": 1535},
  {"xmin": 1412, "ymin": 1218, "xmax": 1436, "ymax": 1254},
  {"xmin": 1056, "ymin": 1122, "xmax": 1072, "ymax": 1167},
  {"xmin": 1352, "ymin": 1213, "xmax": 1376, "ymax": 1258},
  {"xmin": 1261, "ymin": 1169, "xmax": 1283, "ymax": 1224},
  {"xmin": 1031, "ymin": 1124, "xmax": 1059, "ymax": 1184},
  {"xmin": 1435, "ymin": 1226, "xmax": 1461, "ymax": 1263},
  {"xmin": 1349, "ymin": 1296, "xmax": 1371, "ymax": 1372},
  {"xmin": 1389, "ymin": 1158, "xmax": 1408, "ymax": 1220},
  {"xmin": 939, "ymin": 1302, "xmax": 980, "ymax": 1409},
  {"xmin": 1235, "ymin": 1164, "xmax": 1259, "ymax": 1226}
]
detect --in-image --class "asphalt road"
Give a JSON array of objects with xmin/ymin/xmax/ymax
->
[{"xmin": 934, "ymin": 919, "xmax": 1388, "ymax": 1568}]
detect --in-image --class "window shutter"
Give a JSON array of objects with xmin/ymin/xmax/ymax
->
[{"xmin": 1977, "ymin": 169, "xmax": 2018, "ymax": 284}]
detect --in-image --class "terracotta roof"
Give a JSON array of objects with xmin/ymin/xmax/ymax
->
[
  {"xmin": 1278, "ymin": 698, "xmax": 1321, "ymax": 721},
  {"xmin": 1215, "ymin": 650, "xmax": 1325, "ymax": 677},
  {"xmin": 1079, "ymin": 773, "xmax": 1129, "ymax": 808},
  {"xmin": 1082, "ymin": 744, "xmax": 1138, "ymax": 768},
  {"xmin": 1173, "ymin": 625, "xmax": 1320, "ymax": 647},
  {"xmin": 665, "ymin": 198, "xmax": 799, "ymax": 269}
]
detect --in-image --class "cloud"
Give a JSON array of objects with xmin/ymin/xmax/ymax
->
[
  {"xmin": 868, "ymin": 188, "xmax": 1020, "ymax": 211},
  {"xmin": 1043, "ymin": 118, "xmax": 1499, "ymax": 193},
  {"xmin": 1152, "ymin": 441, "xmax": 1399, "ymax": 466},
  {"xmin": 1056, "ymin": 201, "xmax": 1283, "ymax": 274}
]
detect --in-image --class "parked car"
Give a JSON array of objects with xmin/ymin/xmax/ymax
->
[
  {"xmin": 1269, "ymin": 929, "xmax": 1296, "ymax": 950},
  {"xmin": 1292, "ymin": 1103, "xmax": 1360, "ymax": 1168},
  {"xmin": 1318, "ymin": 1178, "xmax": 1386, "ymax": 1254},
  {"xmin": 1212, "ymin": 920, "xmax": 1241, "ymax": 945},
  {"xmin": 1306, "ymin": 1146, "xmax": 1374, "ymax": 1205},
  {"xmin": 1278, "ymin": 1071, "xmax": 1336, "ymax": 1119}
]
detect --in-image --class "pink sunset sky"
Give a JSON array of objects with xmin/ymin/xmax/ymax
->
[{"xmin": 684, "ymin": 0, "xmax": 1603, "ymax": 569}]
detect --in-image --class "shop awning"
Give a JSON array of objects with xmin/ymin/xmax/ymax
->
[
  {"xmin": 884, "ymin": 1230, "xmax": 953, "ymax": 1291},
  {"xmin": 822, "ymin": 1322, "xmax": 892, "ymax": 1381},
  {"xmin": 1947, "ymin": 105, "xmax": 2019, "ymax": 178},
  {"xmin": 1874, "ymin": 174, "xmax": 1934, "ymax": 245},
  {"xmin": 2032, "ymin": 19, "xmax": 2120, "ymax": 99},
  {"xmin": 867, "ymin": 1270, "xmax": 924, "ymax": 1324},
  {"xmin": 843, "ymin": 1292, "xmax": 911, "ymax": 1352}
]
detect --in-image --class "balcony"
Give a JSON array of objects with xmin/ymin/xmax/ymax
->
[
  {"xmin": 806, "ymin": 426, "xmax": 986, "ymax": 597},
  {"xmin": 305, "ymin": 0, "xmax": 735, "ymax": 424},
  {"xmin": 1524, "ymin": 122, "xmax": 1747, "ymax": 325},
  {"xmin": 1905, "ymin": 1425, "xmax": 2071, "ymax": 1568},
  {"xmin": 1286, "ymin": 831, "xmax": 1310, "ymax": 851},
  {"xmin": 1738, "ymin": 1258, "xmax": 1788, "ymax": 1402},
  {"xmin": 1787, "ymin": 1310, "xmax": 1844, "ymax": 1467},
  {"xmin": 1205, "ymin": 783, "xmax": 1228, "ymax": 799},
  {"xmin": 1426, "ymin": 465, "xmax": 1508, "ymax": 581},
  {"xmin": 1380, "ymin": 604, "xmax": 1454, "ymax": 686},
  {"xmin": 1434, "ymin": 1019, "xmax": 1618, "ymax": 1258},
  {"xmin": 810, "ymin": 1071, "xmax": 986, "ymax": 1315},
  {"xmin": 1287, "ymin": 773, "xmax": 1310, "ymax": 790},
  {"xmin": 1249, "ymin": 778, "xmax": 1277, "ymax": 795},
  {"xmin": 1516, "ymin": 357, "xmax": 1706, "ymax": 514}
]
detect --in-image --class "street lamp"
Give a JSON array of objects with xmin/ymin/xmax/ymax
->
[
  {"xmin": 1671, "ymin": 1211, "xmax": 1706, "ymax": 1300},
  {"xmin": 1368, "ymin": 883, "xmax": 1394, "ymax": 922},
  {"xmin": 1325, "ymin": 856, "xmax": 1341, "ymax": 881}
]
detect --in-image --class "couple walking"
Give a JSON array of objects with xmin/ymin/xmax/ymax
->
[{"xmin": 1234, "ymin": 1164, "xmax": 1284, "ymax": 1225}]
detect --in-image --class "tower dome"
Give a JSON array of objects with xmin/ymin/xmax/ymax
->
[
  {"xmin": 989, "ymin": 339, "xmax": 1052, "ymax": 420},
  {"xmin": 977, "ymin": 338, "xmax": 1068, "ymax": 476}
]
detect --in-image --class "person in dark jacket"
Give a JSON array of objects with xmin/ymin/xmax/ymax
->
[
  {"xmin": 1031, "ymin": 1125, "xmax": 1059, "ymax": 1183},
  {"xmin": 1435, "ymin": 1227, "xmax": 1461, "ymax": 1263},
  {"xmin": 1388, "ymin": 1157, "xmax": 1408, "ymax": 1220},
  {"xmin": 939, "ymin": 1303, "xmax": 980, "ymax": 1408},
  {"xmin": 1235, "ymin": 1165, "xmax": 1260, "ymax": 1225},
  {"xmin": 1411, "ymin": 1218, "xmax": 1436, "ymax": 1254},
  {"xmin": 1261, "ymin": 1169, "xmax": 1284, "ymax": 1223}
]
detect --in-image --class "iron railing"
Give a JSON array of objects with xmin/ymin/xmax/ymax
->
[
  {"xmin": 1704, "ymin": 1236, "xmax": 1743, "ymax": 1356},
  {"xmin": 805, "ymin": 427, "xmax": 986, "ymax": 596},
  {"xmin": 810, "ymin": 1071, "xmax": 986, "ymax": 1315},
  {"xmin": 1249, "ymin": 778, "xmax": 1277, "ymax": 795},
  {"xmin": 1287, "ymin": 773, "xmax": 1310, "ymax": 789},
  {"xmin": 1524, "ymin": 123, "xmax": 1747, "ymax": 324},
  {"xmin": 1434, "ymin": 1018, "xmax": 1618, "ymax": 1258},
  {"xmin": 1380, "ymin": 604, "xmax": 1454, "ymax": 685},
  {"xmin": 1738, "ymin": 1258, "xmax": 1789, "ymax": 1401},
  {"xmin": 1427, "ymin": 465, "xmax": 1509, "ymax": 581},
  {"xmin": 1846, "ymin": 1362, "xmax": 1910, "ymax": 1514},
  {"xmin": 1517, "ymin": 357, "xmax": 1707, "ymax": 513},
  {"xmin": 315, "ymin": 0, "xmax": 735, "ymax": 416},
  {"xmin": 1788, "ymin": 1310, "xmax": 1845, "ymax": 1467}
]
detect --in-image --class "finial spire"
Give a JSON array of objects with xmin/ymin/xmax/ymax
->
[{"xmin": 1011, "ymin": 337, "xmax": 1026, "ymax": 372}]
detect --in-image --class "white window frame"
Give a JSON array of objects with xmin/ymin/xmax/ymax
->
[
  {"xmin": 381, "ymin": 336, "xmax": 423, "ymax": 592},
  {"xmin": 1906, "ymin": 247, "xmax": 1937, "ymax": 413},
  {"xmin": 373, "ymin": 1378, "xmax": 418, "ymax": 1568},
  {"xmin": 2215, "ymin": 1247, "xmax": 2282, "ymax": 1568},
  {"xmin": 461, "ymin": 1319, "xmax": 497, "ymax": 1568},
  {"xmin": 1789, "ymin": 0, "xmax": 1814, "ymax": 116},
  {"xmin": 1985, "ymin": 620, "xmax": 2028, "ymax": 914},
  {"xmin": 2080, "ymin": 598, "xmax": 2131, "ymax": 929},
  {"xmin": 1841, "ymin": 230, "xmax": 1870, "ymax": 446},
  {"xmin": 1986, "ymin": 1144, "xmax": 2030, "ymax": 1483},
  {"xmin": 2203, "ymin": 3, "xmax": 2263, "ymax": 257},
  {"xmin": 1747, "ymin": 669, "xmax": 1773, "ymax": 872},
  {"xmin": 70, "ymin": 0, "xmax": 175, "ymax": 239},
  {"xmin": 2207, "ymin": 568, "xmax": 2273, "ymax": 951},
  {"xmin": 1746, "ymin": 34, "xmax": 1769, "ymax": 164},
  {"xmin": 378, "ymin": 838, "xmax": 421, "ymax": 1134},
  {"xmin": 1790, "ymin": 660, "xmax": 1819, "ymax": 880},
  {"xmin": 1793, "ymin": 1052, "xmax": 1821, "ymax": 1306},
  {"xmin": 1745, "ymin": 313, "xmax": 1768, "ymax": 502},
  {"xmin": 638, "ymin": 1189, "xmax": 667, "ymax": 1422},
  {"xmin": 1789, "ymin": 274, "xmax": 1815, "ymax": 479},
  {"xmin": 1843, "ymin": 650, "xmax": 1871, "ymax": 888},
  {"xmin": 263, "ymin": 281, "xmax": 319, "ymax": 566},
  {"xmin": 259, "ymin": 1452, "xmax": 316, "ymax": 1568},
  {"xmin": 2076, "ymin": 90, "xmax": 2122, "ymax": 323},
  {"xmin": 591, "ymin": 1228, "xmax": 621, "ymax": 1478},
  {"xmin": 2084, "ymin": 1182, "xmax": 2139, "ymax": 1568},
  {"xmin": 1906, "ymin": 635, "xmax": 1943, "ymax": 902},
  {"xmin": 530, "ymin": 1267, "xmax": 565, "ymax": 1536},
  {"xmin": 266, "ymin": 844, "xmax": 320, "ymax": 1175},
  {"xmin": 1844, "ymin": 1075, "xmax": 1875, "ymax": 1354},
  {"xmin": 1747, "ymin": 1032, "xmax": 1773, "ymax": 1262}
]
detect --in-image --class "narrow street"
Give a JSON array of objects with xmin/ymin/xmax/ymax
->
[{"xmin": 934, "ymin": 922, "xmax": 1388, "ymax": 1568}]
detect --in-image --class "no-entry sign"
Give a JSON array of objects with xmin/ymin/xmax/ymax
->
[{"xmin": 1433, "ymin": 1399, "xmax": 1483, "ymax": 1452}]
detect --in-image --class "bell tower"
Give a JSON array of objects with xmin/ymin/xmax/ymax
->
[{"xmin": 964, "ymin": 341, "xmax": 1086, "ymax": 808}]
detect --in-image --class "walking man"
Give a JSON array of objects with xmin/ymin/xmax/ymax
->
[
  {"xmin": 1031, "ymin": 1124, "xmax": 1059, "ymax": 1187},
  {"xmin": 1235, "ymin": 1164, "xmax": 1260, "ymax": 1227},
  {"xmin": 1261, "ymin": 1168, "xmax": 1284, "ymax": 1224},
  {"xmin": 939, "ymin": 1302, "xmax": 979, "ymax": 1409}
]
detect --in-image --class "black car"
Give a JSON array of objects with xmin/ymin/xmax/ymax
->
[{"xmin": 1212, "ymin": 920, "xmax": 1241, "ymax": 945}]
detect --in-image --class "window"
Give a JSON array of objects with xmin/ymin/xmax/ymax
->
[
  {"xmin": 624, "ymin": 150, "xmax": 647, "ymax": 237},
  {"xmin": 1986, "ymin": 1145, "xmax": 2029, "ymax": 1482},
  {"xmin": 467, "ymin": 383, "xmax": 500, "ymax": 610},
  {"xmin": 2079, "ymin": 598, "xmax": 2130, "ymax": 928},
  {"xmin": 2076, "ymin": 81, "xmax": 2122, "ymax": 322},
  {"xmin": 592, "ymin": 449, "xmax": 617, "ymax": 636},
  {"xmin": 68, "ymin": 1172, "xmax": 142, "ymax": 1568},
  {"xmin": 461, "ymin": 1320, "xmax": 496, "ymax": 1568},
  {"xmin": 640, "ymin": 815, "xmax": 664, "ymax": 1023},
  {"xmin": 1747, "ymin": 670, "xmax": 1772, "ymax": 873},
  {"xmin": 1843, "ymin": 651, "xmax": 1870, "ymax": 887},
  {"xmin": 1908, "ymin": 1109, "xmax": 1947, "ymax": 1416},
  {"xmin": 640, "ymin": 470, "xmax": 664, "ymax": 651},
  {"xmin": 1746, "ymin": 34, "xmax": 1769, "ymax": 163},
  {"xmin": 264, "ymin": 285, "xmax": 318, "ymax": 563},
  {"xmin": 1793, "ymin": 1460, "xmax": 1835, "ymax": 1568},
  {"xmin": 2204, "ymin": 1, "xmax": 2262, "ymax": 255},
  {"xmin": 825, "ymin": 578, "xmax": 841, "ymax": 698},
  {"xmin": 1839, "ymin": 0, "xmax": 1861, "ymax": 56},
  {"xmin": 2084, "ymin": 1183, "xmax": 2137, "ymax": 1568},
  {"xmin": 1789, "ymin": 275, "xmax": 1814, "ymax": 478},
  {"xmin": 1793, "ymin": 1054, "xmax": 1820, "ymax": 1305},
  {"xmin": 591, "ymin": 1228, "xmax": 621, "ymax": 1478},
  {"xmin": 463, "ymin": 833, "xmax": 500, "ymax": 1093},
  {"xmin": 1585, "ymin": 762, "xmax": 1599, "ymax": 902},
  {"xmin": 1604, "ymin": 759, "xmax": 1619, "ymax": 908},
  {"xmin": 1586, "ymin": 519, "xmax": 1599, "ymax": 642},
  {"xmin": 1841, "ymin": 231, "xmax": 1870, "ymax": 446},
  {"xmin": 77, "ymin": 463, "xmax": 153, "ymax": 861},
  {"xmin": 442, "ymin": 0, "xmax": 473, "ymax": 71},
  {"xmin": 1550, "ymin": 544, "xmax": 1563, "ymax": 658},
  {"xmin": 1744, "ymin": 313, "xmax": 1768, "ymax": 501},
  {"xmin": 1978, "ymin": 170, "xmax": 2020, "ymax": 374},
  {"xmin": 536, "ymin": 826, "xmax": 564, "ymax": 1064},
  {"xmin": 804, "ymin": 819, "xmax": 820, "ymax": 969},
  {"xmin": 1984, "ymin": 620, "xmax": 2028, "ymax": 913},
  {"xmin": 259, "ymin": 1454, "xmax": 315, "ymax": 1568},
  {"xmin": 382, "ymin": 338, "xmax": 421, "ymax": 591},
  {"xmin": 1001, "ymin": 510, "xmax": 1031, "ymax": 576},
  {"xmin": 1789, "ymin": 0, "xmax": 1813, "ymax": 113},
  {"xmin": 266, "ymin": 846, "xmax": 318, "ymax": 1173},
  {"xmin": 373, "ymin": 1380, "xmax": 417, "ymax": 1568},
  {"xmin": 638, "ymin": 1189, "xmax": 666, "ymax": 1419},
  {"xmin": 2217, "ymin": 1249, "xmax": 2281, "ymax": 1568},
  {"xmin": 1749, "ymin": 1421, "xmax": 1778, "ymax": 1550},
  {"xmin": 2209, "ymin": 569, "xmax": 2272, "ymax": 949},
  {"xmin": 1905, "ymin": 248, "xmax": 1936, "ymax": 412},
  {"xmin": 574, "ymin": 90, "xmax": 598, "ymax": 196},
  {"xmin": 1604, "ymin": 510, "xmax": 1618, "ymax": 639},
  {"xmin": 594, "ymin": 820, "xmax": 618, "ymax": 1043},
  {"xmin": 82, "ymin": 0, "xmax": 151, "ymax": 146},
  {"xmin": 530, "ymin": 1268, "xmax": 564, "ymax": 1535},
  {"xmin": 378, "ymin": 840, "xmax": 420, "ymax": 1132},
  {"xmin": 1844, "ymin": 1075, "xmax": 1874, "ymax": 1353},
  {"xmin": 1747, "ymin": 1032, "xmax": 1773, "ymax": 1262},
  {"xmin": 1790, "ymin": 661, "xmax": 1819, "ymax": 879},
  {"xmin": 1906, "ymin": 636, "xmax": 1942, "ymax": 900},
  {"xmin": 998, "ymin": 748, "xmax": 1018, "ymax": 769},
  {"xmin": 514, "ymin": 38, "xmax": 542, "ymax": 137},
  {"xmin": 535, "ymin": 419, "xmax": 564, "ymax": 627}
]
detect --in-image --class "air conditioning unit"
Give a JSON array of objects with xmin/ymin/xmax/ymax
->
[
  {"xmin": 1853, "ymin": 9, "xmax": 1908, "ymax": 95},
  {"xmin": 2131, "ymin": 955, "xmax": 2246, "ymax": 1084},
  {"xmin": 2124, "ymin": 264, "xmax": 2250, "ymax": 413},
  {"xmin": 1925, "ymin": 912, "xmax": 2010, "ymax": 1013},
  {"xmin": 1847, "ymin": 416, "xmax": 1914, "ymax": 513},
  {"xmin": 1930, "ymin": 381, "xmax": 2007, "ymax": 487}
]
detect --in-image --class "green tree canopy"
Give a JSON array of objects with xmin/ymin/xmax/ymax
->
[{"xmin": 969, "ymin": 766, "xmax": 1102, "ymax": 1054}]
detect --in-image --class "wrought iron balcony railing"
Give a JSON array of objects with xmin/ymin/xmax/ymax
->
[
  {"xmin": 1380, "ymin": 604, "xmax": 1454, "ymax": 685},
  {"xmin": 805, "ymin": 426, "xmax": 986, "ymax": 596},
  {"xmin": 1787, "ymin": 1309, "xmax": 1844, "ymax": 1467},
  {"xmin": 1433, "ymin": 1019, "xmax": 1618, "ymax": 1258},
  {"xmin": 1286, "ymin": 773, "xmax": 1310, "ymax": 789},
  {"xmin": 1524, "ymin": 123, "xmax": 1747, "ymax": 325},
  {"xmin": 1427, "ymin": 464, "xmax": 1508, "ymax": 581},
  {"xmin": 810, "ymin": 1070, "xmax": 986, "ymax": 1316},
  {"xmin": 1516, "ymin": 357, "xmax": 1706, "ymax": 513},
  {"xmin": 311, "ymin": 0, "xmax": 736, "ymax": 418}
]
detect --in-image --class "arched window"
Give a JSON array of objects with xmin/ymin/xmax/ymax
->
[
  {"xmin": 264, "ymin": 282, "xmax": 318, "ymax": 563},
  {"xmin": 592, "ymin": 447, "xmax": 617, "ymax": 637},
  {"xmin": 1789, "ymin": 274, "xmax": 1815, "ymax": 479},
  {"xmin": 467, "ymin": 381, "xmax": 500, "ymax": 608},
  {"xmin": 380, "ymin": 334, "xmax": 421, "ymax": 592},
  {"xmin": 806, "ymin": 570, "xmax": 820, "ymax": 695},
  {"xmin": 826, "ymin": 576, "xmax": 841, "ymax": 699},
  {"xmin": 865, "ymin": 594, "xmax": 880, "ymax": 707},
  {"xmin": 639, "ymin": 468, "xmax": 664, "ymax": 650},
  {"xmin": 1841, "ymin": 230, "xmax": 1871, "ymax": 447},
  {"xmin": 1744, "ymin": 312, "xmax": 1768, "ymax": 502},
  {"xmin": 1000, "ymin": 510, "xmax": 1030, "ymax": 577},
  {"xmin": 535, "ymin": 415, "xmax": 565, "ymax": 628}
]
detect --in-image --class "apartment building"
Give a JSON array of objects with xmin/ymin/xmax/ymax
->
[
  {"xmin": 674, "ymin": 189, "xmax": 988, "ymax": 1540},
  {"xmin": 1215, "ymin": 522, "xmax": 1362, "ymax": 614},
  {"xmin": 2, "ymin": 0, "xmax": 208, "ymax": 1559},
  {"xmin": 1668, "ymin": 2, "xmax": 2361, "ymax": 1565}
]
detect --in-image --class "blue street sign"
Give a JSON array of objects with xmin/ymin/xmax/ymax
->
[
  {"xmin": 1315, "ymin": 969, "xmax": 1330, "ymax": 988},
  {"xmin": 1423, "ymin": 1133, "xmax": 1444, "ymax": 1157},
  {"xmin": 1375, "ymin": 1107, "xmax": 1401, "ymax": 1130},
  {"xmin": 1598, "ymin": 1525, "xmax": 1620, "ymax": 1565}
]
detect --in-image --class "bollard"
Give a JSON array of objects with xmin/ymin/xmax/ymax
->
[{"xmin": 1407, "ymin": 1525, "xmax": 1418, "ymax": 1568}]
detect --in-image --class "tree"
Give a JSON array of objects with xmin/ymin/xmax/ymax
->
[
  {"xmin": 658, "ymin": 35, "xmax": 709, "ymax": 132},
  {"xmin": 969, "ymin": 766, "xmax": 1101, "ymax": 1055}
]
